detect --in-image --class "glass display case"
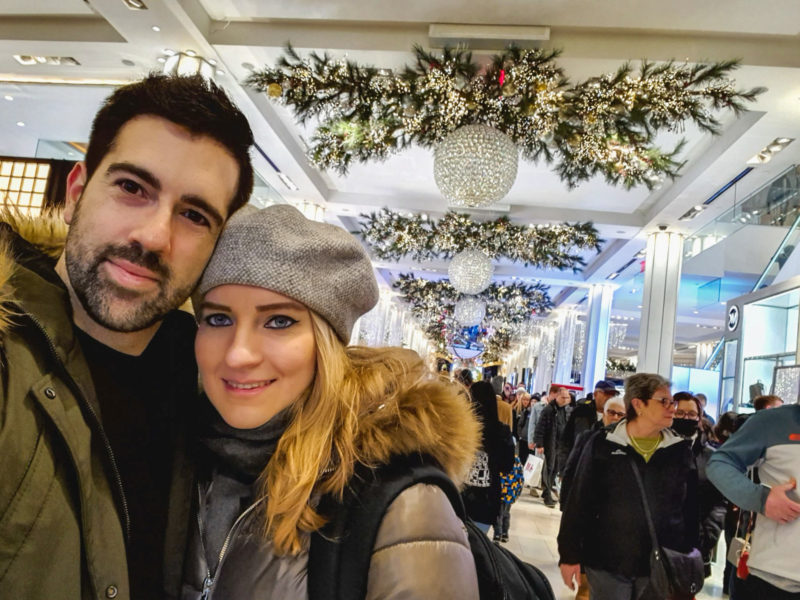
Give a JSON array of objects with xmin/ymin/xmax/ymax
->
[{"xmin": 723, "ymin": 276, "xmax": 800, "ymax": 411}]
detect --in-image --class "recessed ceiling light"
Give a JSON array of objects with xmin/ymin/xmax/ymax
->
[
  {"xmin": 637, "ymin": 305, "xmax": 643, "ymax": 309},
  {"xmin": 163, "ymin": 48, "xmax": 176, "ymax": 56},
  {"xmin": 692, "ymin": 310, "xmax": 699, "ymax": 314},
  {"xmin": 185, "ymin": 50, "xmax": 197, "ymax": 57},
  {"xmin": 207, "ymin": 58, "xmax": 217, "ymax": 66},
  {"xmin": 151, "ymin": 25, "xmax": 161, "ymax": 32},
  {"xmin": 16, "ymin": 121, "xmax": 25, "ymax": 127},
  {"xmin": 216, "ymin": 69, "xmax": 225, "ymax": 76},
  {"xmin": 122, "ymin": 0, "xmax": 148, "ymax": 9},
  {"xmin": 157, "ymin": 57, "xmax": 166, "ymax": 63},
  {"xmin": 3, "ymin": 95, "xmax": 12, "ymax": 101}
]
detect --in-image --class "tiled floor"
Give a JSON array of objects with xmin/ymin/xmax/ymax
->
[{"xmin": 499, "ymin": 489, "xmax": 726, "ymax": 599}]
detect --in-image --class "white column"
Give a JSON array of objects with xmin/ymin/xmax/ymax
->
[
  {"xmin": 532, "ymin": 322, "xmax": 557, "ymax": 392},
  {"xmin": 553, "ymin": 309, "xmax": 578, "ymax": 384},
  {"xmin": 695, "ymin": 342, "xmax": 714, "ymax": 368},
  {"xmin": 581, "ymin": 284, "xmax": 615, "ymax": 391},
  {"xmin": 637, "ymin": 230, "xmax": 684, "ymax": 376}
]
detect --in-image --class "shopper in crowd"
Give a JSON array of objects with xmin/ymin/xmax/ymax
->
[
  {"xmin": 603, "ymin": 396, "xmax": 626, "ymax": 425},
  {"xmin": 501, "ymin": 381, "xmax": 515, "ymax": 403},
  {"xmin": 558, "ymin": 373, "xmax": 699, "ymax": 599},
  {"xmin": 753, "ymin": 394, "xmax": 783, "ymax": 411},
  {"xmin": 708, "ymin": 403, "xmax": 800, "ymax": 599},
  {"xmin": 182, "ymin": 205, "xmax": 482, "ymax": 599},
  {"xmin": 696, "ymin": 392, "xmax": 716, "ymax": 425},
  {"xmin": 713, "ymin": 411, "xmax": 740, "ymax": 448},
  {"xmin": 455, "ymin": 367, "xmax": 473, "ymax": 388},
  {"xmin": 497, "ymin": 390, "xmax": 515, "ymax": 430},
  {"xmin": 528, "ymin": 385, "xmax": 558, "ymax": 450},
  {"xmin": 560, "ymin": 380, "xmax": 620, "ymax": 467},
  {"xmin": 516, "ymin": 391, "xmax": 532, "ymax": 464},
  {"xmin": 534, "ymin": 386, "xmax": 573, "ymax": 508},
  {"xmin": 462, "ymin": 381, "xmax": 516, "ymax": 534},
  {"xmin": 560, "ymin": 394, "xmax": 627, "ymax": 509},
  {"xmin": 673, "ymin": 392, "xmax": 727, "ymax": 578},
  {"xmin": 556, "ymin": 394, "xmax": 628, "ymax": 600},
  {"xmin": 0, "ymin": 74, "xmax": 254, "ymax": 600},
  {"xmin": 494, "ymin": 454, "xmax": 524, "ymax": 543}
]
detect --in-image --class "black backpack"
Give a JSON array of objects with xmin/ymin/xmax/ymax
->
[{"xmin": 308, "ymin": 454, "xmax": 555, "ymax": 600}]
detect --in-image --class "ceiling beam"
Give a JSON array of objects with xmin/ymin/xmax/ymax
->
[
  {"xmin": 0, "ymin": 16, "xmax": 125, "ymax": 43},
  {"xmin": 205, "ymin": 18, "xmax": 800, "ymax": 68}
]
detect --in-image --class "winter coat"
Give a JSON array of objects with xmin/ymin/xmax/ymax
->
[
  {"xmin": 0, "ymin": 215, "xmax": 197, "ymax": 600},
  {"xmin": 0, "ymin": 216, "xmax": 129, "ymax": 599},
  {"xmin": 181, "ymin": 364, "xmax": 483, "ymax": 599},
  {"xmin": 558, "ymin": 398, "xmax": 598, "ymax": 468},
  {"xmin": 462, "ymin": 422, "xmax": 515, "ymax": 525},
  {"xmin": 516, "ymin": 406, "xmax": 531, "ymax": 442},
  {"xmin": 557, "ymin": 420, "xmax": 700, "ymax": 578},
  {"xmin": 533, "ymin": 401, "xmax": 572, "ymax": 470},
  {"xmin": 692, "ymin": 435, "xmax": 726, "ymax": 577}
]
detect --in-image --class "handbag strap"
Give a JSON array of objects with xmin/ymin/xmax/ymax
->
[{"xmin": 628, "ymin": 459, "xmax": 660, "ymax": 552}]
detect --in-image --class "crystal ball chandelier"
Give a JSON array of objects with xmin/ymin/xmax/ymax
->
[
  {"xmin": 454, "ymin": 297, "xmax": 487, "ymax": 327},
  {"xmin": 448, "ymin": 249, "xmax": 494, "ymax": 295},
  {"xmin": 433, "ymin": 124, "xmax": 519, "ymax": 208}
]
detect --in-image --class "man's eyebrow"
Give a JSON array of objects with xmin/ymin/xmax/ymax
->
[
  {"xmin": 182, "ymin": 194, "xmax": 224, "ymax": 229},
  {"xmin": 106, "ymin": 162, "xmax": 161, "ymax": 191}
]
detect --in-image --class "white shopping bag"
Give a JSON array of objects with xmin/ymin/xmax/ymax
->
[{"xmin": 522, "ymin": 454, "xmax": 544, "ymax": 487}]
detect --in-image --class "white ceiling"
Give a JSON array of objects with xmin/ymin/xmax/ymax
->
[{"xmin": 2, "ymin": 0, "xmax": 800, "ymax": 355}]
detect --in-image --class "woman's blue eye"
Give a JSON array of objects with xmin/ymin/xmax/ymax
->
[
  {"xmin": 265, "ymin": 315, "xmax": 297, "ymax": 329},
  {"xmin": 204, "ymin": 313, "xmax": 232, "ymax": 327}
]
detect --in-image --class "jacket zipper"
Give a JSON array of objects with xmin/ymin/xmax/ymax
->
[
  {"xmin": 27, "ymin": 313, "xmax": 131, "ymax": 540},
  {"xmin": 196, "ymin": 483, "xmax": 265, "ymax": 600}
]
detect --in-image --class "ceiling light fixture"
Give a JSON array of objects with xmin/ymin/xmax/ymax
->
[
  {"xmin": 277, "ymin": 172, "xmax": 299, "ymax": 191},
  {"xmin": 679, "ymin": 204, "xmax": 706, "ymax": 221},
  {"xmin": 3, "ymin": 95, "xmax": 12, "ymax": 101},
  {"xmin": 151, "ymin": 25, "xmax": 161, "ymax": 32},
  {"xmin": 121, "ymin": 0, "xmax": 148, "ymax": 9},
  {"xmin": 13, "ymin": 54, "xmax": 80, "ymax": 66},
  {"xmin": 747, "ymin": 137, "xmax": 794, "ymax": 166},
  {"xmin": 16, "ymin": 121, "xmax": 25, "ymax": 127}
]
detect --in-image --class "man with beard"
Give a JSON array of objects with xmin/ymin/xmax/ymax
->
[{"xmin": 0, "ymin": 74, "xmax": 253, "ymax": 600}]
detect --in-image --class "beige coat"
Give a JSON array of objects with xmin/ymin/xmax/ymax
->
[{"xmin": 497, "ymin": 397, "xmax": 514, "ymax": 429}]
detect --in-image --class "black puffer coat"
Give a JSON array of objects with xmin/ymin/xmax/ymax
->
[{"xmin": 557, "ymin": 421, "xmax": 700, "ymax": 578}]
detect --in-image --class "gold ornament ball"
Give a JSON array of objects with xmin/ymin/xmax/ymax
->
[
  {"xmin": 267, "ymin": 83, "xmax": 283, "ymax": 98},
  {"xmin": 536, "ymin": 83, "xmax": 548, "ymax": 93}
]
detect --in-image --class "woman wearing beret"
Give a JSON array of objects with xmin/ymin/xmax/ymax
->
[{"xmin": 179, "ymin": 205, "xmax": 481, "ymax": 599}]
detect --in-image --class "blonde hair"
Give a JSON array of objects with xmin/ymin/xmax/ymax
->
[{"xmin": 259, "ymin": 312, "xmax": 480, "ymax": 556}]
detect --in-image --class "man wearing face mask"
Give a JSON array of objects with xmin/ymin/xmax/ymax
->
[{"xmin": 673, "ymin": 392, "xmax": 726, "ymax": 579}]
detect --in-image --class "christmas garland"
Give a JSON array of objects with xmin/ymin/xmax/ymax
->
[
  {"xmin": 606, "ymin": 357, "xmax": 636, "ymax": 373},
  {"xmin": 393, "ymin": 275, "xmax": 552, "ymax": 362},
  {"xmin": 361, "ymin": 208, "xmax": 601, "ymax": 271},
  {"xmin": 393, "ymin": 275, "xmax": 553, "ymax": 323},
  {"xmin": 247, "ymin": 45, "xmax": 764, "ymax": 188}
]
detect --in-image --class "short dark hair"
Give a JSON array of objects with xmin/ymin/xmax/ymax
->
[
  {"xmin": 85, "ymin": 73, "xmax": 254, "ymax": 216},
  {"xmin": 673, "ymin": 391, "xmax": 702, "ymax": 416},
  {"xmin": 623, "ymin": 373, "xmax": 671, "ymax": 421},
  {"xmin": 456, "ymin": 368, "xmax": 473, "ymax": 387},
  {"xmin": 754, "ymin": 394, "xmax": 782, "ymax": 411}
]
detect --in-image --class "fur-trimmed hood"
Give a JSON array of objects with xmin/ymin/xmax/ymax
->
[
  {"xmin": 351, "ymin": 353, "xmax": 482, "ymax": 488},
  {"xmin": 0, "ymin": 209, "xmax": 68, "ymax": 334}
]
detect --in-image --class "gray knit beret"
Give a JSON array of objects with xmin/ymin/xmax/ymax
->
[{"xmin": 196, "ymin": 204, "xmax": 379, "ymax": 342}]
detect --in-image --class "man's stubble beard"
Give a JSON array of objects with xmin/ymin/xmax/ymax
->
[{"xmin": 63, "ymin": 200, "xmax": 195, "ymax": 333}]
